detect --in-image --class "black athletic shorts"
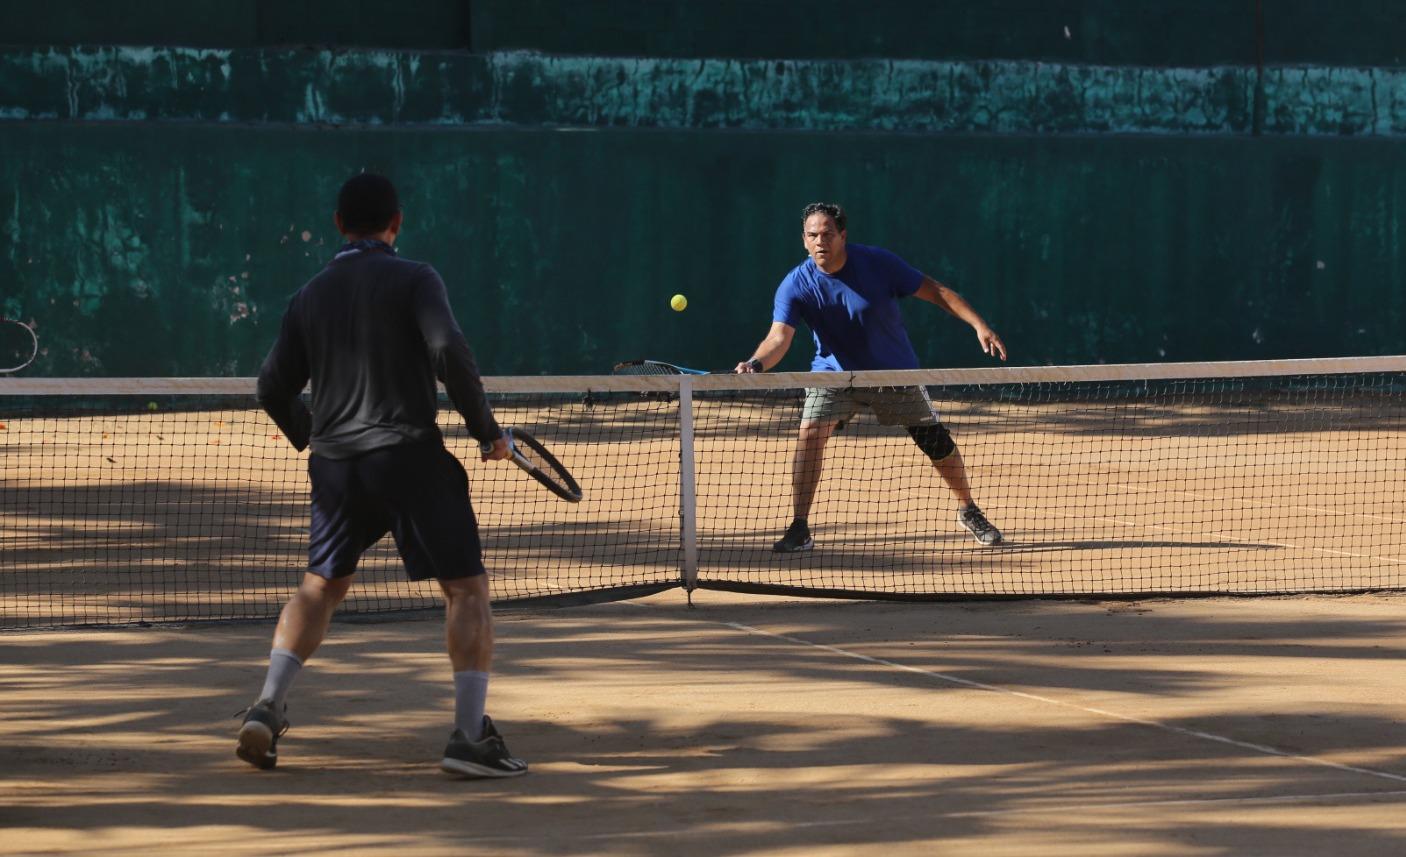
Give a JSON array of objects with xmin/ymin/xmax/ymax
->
[{"xmin": 307, "ymin": 442, "xmax": 485, "ymax": 581}]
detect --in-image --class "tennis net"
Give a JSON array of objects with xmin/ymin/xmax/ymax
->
[{"xmin": 3, "ymin": 357, "xmax": 1405, "ymax": 628}]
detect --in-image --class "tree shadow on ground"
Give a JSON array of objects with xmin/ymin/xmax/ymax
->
[{"xmin": 5, "ymin": 599, "xmax": 1406, "ymax": 855}]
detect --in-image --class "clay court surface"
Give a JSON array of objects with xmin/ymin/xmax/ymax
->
[
  {"xmin": 4, "ymin": 383, "xmax": 1406, "ymax": 854},
  {"xmin": 6, "ymin": 588, "xmax": 1406, "ymax": 856}
]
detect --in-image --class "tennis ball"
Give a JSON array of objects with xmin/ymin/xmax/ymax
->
[
  {"xmin": 670, "ymin": 294, "xmax": 687, "ymax": 312},
  {"xmin": 147, "ymin": 401, "xmax": 158, "ymax": 412}
]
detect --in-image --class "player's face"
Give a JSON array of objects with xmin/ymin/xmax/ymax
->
[{"xmin": 803, "ymin": 213, "xmax": 846, "ymax": 271}]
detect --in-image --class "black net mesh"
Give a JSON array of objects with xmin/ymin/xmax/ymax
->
[{"xmin": 3, "ymin": 362, "xmax": 1405, "ymax": 628}]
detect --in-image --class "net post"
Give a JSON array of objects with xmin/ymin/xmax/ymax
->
[{"xmin": 678, "ymin": 375, "xmax": 698, "ymax": 591}]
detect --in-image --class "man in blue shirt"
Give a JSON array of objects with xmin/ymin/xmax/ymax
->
[{"xmin": 735, "ymin": 202, "xmax": 1007, "ymax": 552}]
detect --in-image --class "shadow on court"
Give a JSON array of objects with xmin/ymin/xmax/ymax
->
[
  {"xmin": 4, "ymin": 592, "xmax": 1406, "ymax": 855},
  {"xmin": 5, "ymin": 476, "xmax": 1311, "ymax": 632}
]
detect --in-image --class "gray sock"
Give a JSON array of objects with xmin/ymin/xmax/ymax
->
[
  {"xmin": 258, "ymin": 648, "xmax": 303, "ymax": 707},
  {"xmin": 454, "ymin": 669, "xmax": 490, "ymax": 740}
]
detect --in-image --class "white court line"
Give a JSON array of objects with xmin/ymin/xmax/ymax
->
[
  {"xmin": 722, "ymin": 619, "xmax": 1406, "ymax": 783},
  {"xmin": 1049, "ymin": 509, "xmax": 1406, "ymax": 566},
  {"xmin": 617, "ymin": 601, "xmax": 1406, "ymax": 786},
  {"xmin": 1110, "ymin": 481, "xmax": 1406, "ymax": 526},
  {"xmin": 465, "ymin": 789, "xmax": 1406, "ymax": 843}
]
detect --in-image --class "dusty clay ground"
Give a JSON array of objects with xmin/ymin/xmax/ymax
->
[{"xmin": 6, "ymin": 588, "xmax": 1406, "ymax": 856}]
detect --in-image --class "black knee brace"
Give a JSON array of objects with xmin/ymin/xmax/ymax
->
[{"xmin": 906, "ymin": 423, "xmax": 956, "ymax": 462}]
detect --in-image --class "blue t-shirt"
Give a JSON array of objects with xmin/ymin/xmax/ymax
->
[{"xmin": 772, "ymin": 243, "xmax": 925, "ymax": 371}]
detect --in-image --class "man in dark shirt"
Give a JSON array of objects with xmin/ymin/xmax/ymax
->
[{"xmin": 239, "ymin": 173, "xmax": 526, "ymax": 778}]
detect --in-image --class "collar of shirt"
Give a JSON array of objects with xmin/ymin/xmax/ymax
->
[{"xmin": 333, "ymin": 239, "xmax": 398, "ymax": 260}]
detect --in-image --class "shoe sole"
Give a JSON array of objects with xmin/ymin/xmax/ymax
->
[
  {"xmin": 236, "ymin": 721, "xmax": 277, "ymax": 770},
  {"xmin": 962, "ymin": 530, "xmax": 1004, "ymax": 547},
  {"xmin": 772, "ymin": 539, "xmax": 814, "ymax": 553},
  {"xmin": 440, "ymin": 757, "xmax": 529, "ymax": 778}
]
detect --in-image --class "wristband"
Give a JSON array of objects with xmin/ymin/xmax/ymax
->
[{"xmin": 746, "ymin": 358, "xmax": 763, "ymax": 372}]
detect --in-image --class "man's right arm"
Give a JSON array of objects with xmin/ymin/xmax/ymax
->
[
  {"xmin": 411, "ymin": 267, "xmax": 503, "ymax": 448},
  {"xmin": 735, "ymin": 322, "xmax": 795, "ymax": 373},
  {"xmin": 255, "ymin": 302, "xmax": 313, "ymax": 451}
]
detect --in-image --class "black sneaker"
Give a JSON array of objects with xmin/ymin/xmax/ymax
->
[
  {"xmin": 958, "ymin": 504, "xmax": 1004, "ymax": 546},
  {"xmin": 235, "ymin": 699, "xmax": 289, "ymax": 770},
  {"xmin": 772, "ymin": 519, "xmax": 814, "ymax": 553},
  {"xmin": 440, "ymin": 716, "xmax": 529, "ymax": 779}
]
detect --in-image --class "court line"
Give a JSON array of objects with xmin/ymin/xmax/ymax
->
[
  {"xmin": 622, "ymin": 603, "xmax": 1406, "ymax": 785},
  {"xmin": 809, "ymin": 788, "xmax": 1406, "ymax": 822}
]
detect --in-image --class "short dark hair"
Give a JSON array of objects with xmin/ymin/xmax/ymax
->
[
  {"xmin": 337, "ymin": 173, "xmax": 400, "ymax": 234},
  {"xmin": 802, "ymin": 202, "xmax": 846, "ymax": 232}
]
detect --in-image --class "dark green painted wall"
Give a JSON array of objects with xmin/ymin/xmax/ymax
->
[
  {"xmin": 3, "ymin": 123, "xmax": 1402, "ymax": 376},
  {"xmin": 3, "ymin": 0, "xmax": 474, "ymax": 50},
  {"xmin": 3, "ymin": 6, "xmax": 1405, "ymax": 377},
  {"xmin": 8, "ymin": 46, "xmax": 1406, "ymax": 139},
  {"xmin": 8, "ymin": 1, "xmax": 1406, "ymax": 66}
]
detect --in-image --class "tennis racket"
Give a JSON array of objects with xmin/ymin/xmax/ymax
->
[
  {"xmin": 612, "ymin": 359, "xmax": 708, "ymax": 376},
  {"xmin": 480, "ymin": 427, "xmax": 583, "ymax": 503},
  {"xmin": 0, "ymin": 318, "xmax": 38, "ymax": 375}
]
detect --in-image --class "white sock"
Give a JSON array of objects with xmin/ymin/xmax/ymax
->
[
  {"xmin": 454, "ymin": 669, "xmax": 490, "ymax": 740},
  {"xmin": 258, "ymin": 648, "xmax": 303, "ymax": 707}
]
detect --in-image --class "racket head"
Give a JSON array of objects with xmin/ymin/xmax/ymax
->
[
  {"xmin": 506, "ymin": 427, "xmax": 583, "ymax": 503},
  {"xmin": 612, "ymin": 359, "xmax": 707, "ymax": 376},
  {"xmin": 0, "ymin": 319, "xmax": 38, "ymax": 375}
]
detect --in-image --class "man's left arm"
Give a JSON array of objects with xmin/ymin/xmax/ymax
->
[
  {"xmin": 913, "ymin": 277, "xmax": 1007, "ymax": 361},
  {"xmin": 255, "ymin": 303, "xmax": 314, "ymax": 451}
]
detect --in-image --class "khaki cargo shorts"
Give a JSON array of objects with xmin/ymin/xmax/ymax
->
[{"xmin": 800, "ymin": 385, "xmax": 939, "ymax": 428}]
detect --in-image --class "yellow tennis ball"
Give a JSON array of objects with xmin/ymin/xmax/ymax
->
[
  {"xmin": 670, "ymin": 294, "xmax": 687, "ymax": 312},
  {"xmin": 147, "ymin": 401, "xmax": 159, "ymax": 412}
]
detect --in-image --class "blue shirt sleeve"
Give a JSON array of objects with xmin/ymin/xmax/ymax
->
[
  {"xmin": 871, "ymin": 247, "xmax": 925, "ymax": 298},
  {"xmin": 772, "ymin": 271, "xmax": 804, "ymax": 327}
]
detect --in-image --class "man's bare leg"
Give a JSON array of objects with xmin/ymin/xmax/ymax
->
[
  {"xmin": 793, "ymin": 419, "xmax": 838, "ymax": 520},
  {"xmin": 934, "ymin": 446, "xmax": 975, "ymax": 507},
  {"xmin": 273, "ymin": 572, "xmax": 354, "ymax": 661},
  {"xmin": 934, "ymin": 445, "xmax": 1003, "ymax": 545},
  {"xmin": 238, "ymin": 572, "xmax": 353, "ymax": 769},
  {"xmin": 775, "ymin": 420, "xmax": 838, "ymax": 552},
  {"xmin": 438, "ymin": 573, "xmax": 528, "ymax": 777},
  {"xmin": 441, "ymin": 575, "xmax": 494, "ymax": 739},
  {"xmin": 441, "ymin": 575, "xmax": 493, "ymax": 673},
  {"xmin": 258, "ymin": 572, "xmax": 354, "ymax": 705}
]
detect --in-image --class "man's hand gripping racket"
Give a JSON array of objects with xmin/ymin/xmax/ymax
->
[{"xmin": 479, "ymin": 427, "xmax": 583, "ymax": 503}]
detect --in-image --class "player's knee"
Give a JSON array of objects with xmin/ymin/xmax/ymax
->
[
  {"xmin": 300, "ymin": 571, "xmax": 353, "ymax": 603},
  {"xmin": 440, "ymin": 573, "xmax": 490, "ymax": 602},
  {"xmin": 906, "ymin": 424, "xmax": 956, "ymax": 462}
]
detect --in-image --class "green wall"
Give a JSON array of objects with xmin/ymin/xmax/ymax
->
[
  {"xmin": 2, "ymin": 5, "xmax": 1405, "ymax": 377},
  {"xmin": 10, "ymin": 1, "xmax": 1406, "ymax": 67},
  {"xmin": 3, "ymin": 122, "xmax": 1402, "ymax": 375},
  {"xmin": 11, "ymin": 47, "xmax": 1406, "ymax": 137},
  {"xmin": 3, "ymin": 1, "xmax": 474, "ymax": 50}
]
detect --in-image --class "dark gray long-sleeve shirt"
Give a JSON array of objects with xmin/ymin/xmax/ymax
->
[{"xmin": 256, "ymin": 242, "xmax": 500, "ymax": 459}]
